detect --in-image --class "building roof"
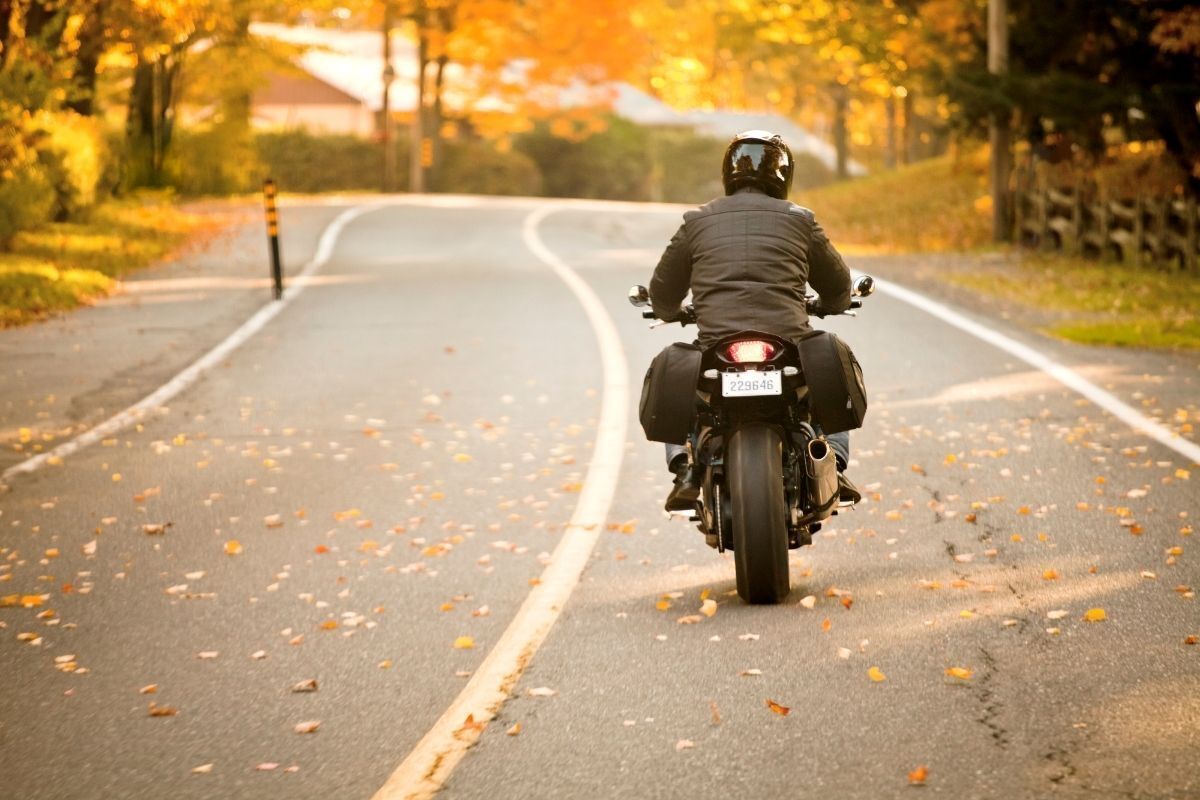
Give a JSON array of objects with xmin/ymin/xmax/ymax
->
[{"xmin": 254, "ymin": 70, "xmax": 364, "ymax": 107}]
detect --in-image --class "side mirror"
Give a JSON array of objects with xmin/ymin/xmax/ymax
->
[
  {"xmin": 852, "ymin": 275, "xmax": 875, "ymax": 298},
  {"xmin": 628, "ymin": 285, "xmax": 650, "ymax": 307}
]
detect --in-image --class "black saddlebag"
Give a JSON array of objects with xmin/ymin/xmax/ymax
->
[
  {"xmin": 639, "ymin": 342, "xmax": 702, "ymax": 445},
  {"xmin": 797, "ymin": 331, "xmax": 867, "ymax": 434}
]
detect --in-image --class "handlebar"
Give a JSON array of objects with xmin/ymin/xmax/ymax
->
[{"xmin": 628, "ymin": 275, "xmax": 873, "ymax": 327}]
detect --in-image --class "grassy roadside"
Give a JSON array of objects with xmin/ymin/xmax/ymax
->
[
  {"xmin": 0, "ymin": 197, "xmax": 227, "ymax": 327},
  {"xmin": 804, "ymin": 151, "xmax": 1199, "ymax": 350}
]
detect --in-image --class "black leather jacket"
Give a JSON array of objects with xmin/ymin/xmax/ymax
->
[{"xmin": 649, "ymin": 187, "xmax": 852, "ymax": 347}]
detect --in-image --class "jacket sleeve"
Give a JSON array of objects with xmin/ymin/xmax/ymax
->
[
  {"xmin": 649, "ymin": 221, "xmax": 692, "ymax": 321},
  {"xmin": 807, "ymin": 217, "xmax": 852, "ymax": 316}
]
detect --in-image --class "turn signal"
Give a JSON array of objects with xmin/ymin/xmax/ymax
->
[{"xmin": 725, "ymin": 340, "xmax": 776, "ymax": 363}]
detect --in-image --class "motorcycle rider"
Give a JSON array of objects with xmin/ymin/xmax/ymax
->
[{"xmin": 649, "ymin": 129, "xmax": 862, "ymax": 512}]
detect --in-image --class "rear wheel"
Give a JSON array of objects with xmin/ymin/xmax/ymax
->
[{"xmin": 728, "ymin": 424, "xmax": 790, "ymax": 604}]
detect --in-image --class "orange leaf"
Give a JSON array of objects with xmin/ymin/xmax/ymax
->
[
  {"xmin": 821, "ymin": 618, "xmax": 832, "ymax": 632},
  {"xmin": 453, "ymin": 636, "xmax": 475, "ymax": 649},
  {"xmin": 765, "ymin": 699, "xmax": 791, "ymax": 716},
  {"xmin": 868, "ymin": 666, "xmax": 887, "ymax": 682},
  {"xmin": 944, "ymin": 667, "xmax": 973, "ymax": 680},
  {"xmin": 1082, "ymin": 608, "xmax": 1107, "ymax": 622},
  {"xmin": 223, "ymin": 540, "xmax": 243, "ymax": 555},
  {"xmin": 908, "ymin": 765, "xmax": 929, "ymax": 785},
  {"xmin": 1042, "ymin": 569, "xmax": 1059, "ymax": 580}
]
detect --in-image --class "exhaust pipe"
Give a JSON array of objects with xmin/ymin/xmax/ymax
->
[{"xmin": 806, "ymin": 438, "xmax": 838, "ymax": 514}]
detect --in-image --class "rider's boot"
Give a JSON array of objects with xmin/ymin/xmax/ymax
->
[{"xmin": 665, "ymin": 455, "xmax": 701, "ymax": 512}]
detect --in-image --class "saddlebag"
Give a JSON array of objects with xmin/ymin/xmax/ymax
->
[
  {"xmin": 639, "ymin": 342, "xmax": 702, "ymax": 445},
  {"xmin": 797, "ymin": 331, "xmax": 867, "ymax": 434}
]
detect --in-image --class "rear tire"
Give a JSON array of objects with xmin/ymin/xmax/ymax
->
[{"xmin": 728, "ymin": 424, "xmax": 790, "ymax": 604}]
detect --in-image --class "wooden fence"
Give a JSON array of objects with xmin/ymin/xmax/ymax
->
[{"xmin": 1012, "ymin": 181, "xmax": 1198, "ymax": 271}]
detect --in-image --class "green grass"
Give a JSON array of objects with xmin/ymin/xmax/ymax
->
[
  {"xmin": 0, "ymin": 198, "xmax": 219, "ymax": 326},
  {"xmin": 947, "ymin": 255, "xmax": 1200, "ymax": 349}
]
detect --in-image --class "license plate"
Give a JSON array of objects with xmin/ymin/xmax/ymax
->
[{"xmin": 721, "ymin": 370, "xmax": 782, "ymax": 398}]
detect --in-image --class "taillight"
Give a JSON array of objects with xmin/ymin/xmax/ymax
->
[{"xmin": 725, "ymin": 340, "xmax": 776, "ymax": 363}]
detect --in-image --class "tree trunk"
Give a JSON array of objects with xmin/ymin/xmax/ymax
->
[
  {"xmin": 885, "ymin": 93, "xmax": 897, "ymax": 169},
  {"xmin": 0, "ymin": 0, "xmax": 15, "ymax": 64},
  {"xmin": 901, "ymin": 90, "xmax": 913, "ymax": 165},
  {"xmin": 67, "ymin": 0, "xmax": 105, "ymax": 115},
  {"xmin": 409, "ymin": 2, "xmax": 428, "ymax": 194},
  {"xmin": 430, "ymin": 53, "xmax": 448, "ymax": 187},
  {"xmin": 126, "ymin": 50, "xmax": 182, "ymax": 187},
  {"xmin": 831, "ymin": 85, "xmax": 849, "ymax": 180}
]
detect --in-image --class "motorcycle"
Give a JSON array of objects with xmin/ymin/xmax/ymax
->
[{"xmin": 628, "ymin": 276, "xmax": 875, "ymax": 604}]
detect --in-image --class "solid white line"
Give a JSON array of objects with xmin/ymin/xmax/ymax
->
[
  {"xmin": 871, "ymin": 275, "xmax": 1200, "ymax": 465},
  {"xmin": 371, "ymin": 206, "xmax": 630, "ymax": 800},
  {"xmin": 1, "ymin": 204, "xmax": 378, "ymax": 484}
]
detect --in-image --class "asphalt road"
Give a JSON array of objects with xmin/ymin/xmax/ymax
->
[{"xmin": 1, "ymin": 197, "xmax": 1197, "ymax": 800}]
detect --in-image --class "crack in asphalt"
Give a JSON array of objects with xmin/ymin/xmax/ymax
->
[{"xmin": 974, "ymin": 645, "xmax": 1010, "ymax": 749}]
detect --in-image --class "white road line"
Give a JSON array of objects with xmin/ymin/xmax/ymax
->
[
  {"xmin": 871, "ymin": 275, "xmax": 1200, "ymax": 465},
  {"xmin": 1, "ymin": 204, "xmax": 377, "ymax": 484},
  {"xmin": 371, "ymin": 206, "xmax": 630, "ymax": 800}
]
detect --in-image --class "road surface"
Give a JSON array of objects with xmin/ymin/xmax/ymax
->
[{"xmin": 1, "ymin": 196, "xmax": 1197, "ymax": 800}]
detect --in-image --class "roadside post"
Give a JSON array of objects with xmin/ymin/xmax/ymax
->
[{"xmin": 263, "ymin": 179, "xmax": 284, "ymax": 300}]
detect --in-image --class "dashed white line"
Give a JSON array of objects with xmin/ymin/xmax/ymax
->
[
  {"xmin": 370, "ymin": 205, "xmax": 630, "ymax": 800},
  {"xmin": 1, "ymin": 204, "xmax": 378, "ymax": 484}
]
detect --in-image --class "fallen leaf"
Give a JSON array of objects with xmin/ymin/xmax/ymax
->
[
  {"xmin": 1083, "ymin": 608, "xmax": 1107, "ymax": 622},
  {"xmin": 700, "ymin": 599, "xmax": 718, "ymax": 618},
  {"xmin": 908, "ymin": 765, "xmax": 929, "ymax": 785},
  {"xmin": 837, "ymin": 647, "xmax": 852, "ymax": 659},
  {"xmin": 293, "ymin": 720, "xmax": 320, "ymax": 734},
  {"xmin": 506, "ymin": 722, "xmax": 522, "ymax": 736},
  {"xmin": 256, "ymin": 763, "xmax": 279, "ymax": 771},
  {"xmin": 250, "ymin": 650, "xmax": 267, "ymax": 660},
  {"xmin": 765, "ymin": 699, "xmax": 791, "ymax": 716},
  {"xmin": 1047, "ymin": 609, "xmax": 1069, "ymax": 620},
  {"xmin": 799, "ymin": 595, "xmax": 817, "ymax": 610},
  {"xmin": 139, "ymin": 684, "xmax": 158, "ymax": 694},
  {"xmin": 291, "ymin": 679, "xmax": 318, "ymax": 693},
  {"xmin": 655, "ymin": 598, "xmax": 671, "ymax": 611},
  {"xmin": 191, "ymin": 764, "xmax": 213, "ymax": 774},
  {"xmin": 740, "ymin": 669, "xmax": 763, "ymax": 677},
  {"xmin": 675, "ymin": 739, "xmax": 694, "ymax": 752},
  {"xmin": 453, "ymin": 636, "xmax": 475, "ymax": 649},
  {"xmin": 677, "ymin": 614, "xmax": 703, "ymax": 624},
  {"xmin": 944, "ymin": 667, "xmax": 974, "ymax": 680},
  {"xmin": 143, "ymin": 523, "xmax": 170, "ymax": 536},
  {"xmin": 148, "ymin": 702, "xmax": 178, "ymax": 717},
  {"xmin": 868, "ymin": 666, "xmax": 887, "ymax": 682},
  {"xmin": 224, "ymin": 540, "xmax": 243, "ymax": 555},
  {"xmin": 527, "ymin": 687, "xmax": 557, "ymax": 697},
  {"xmin": 821, "ymin": 618, "xmax": 832, "ymax": 632},
  {"xmin": 264, "ymin": 514, "xmax": 283, "ymax": 528},
  {"xmin": 196, "ymin": 651, "xmax": 219, "ymax": 660},
  {"xmin": 1042, "ymin": 569, "xmax": 1059, "ymax": 580}
]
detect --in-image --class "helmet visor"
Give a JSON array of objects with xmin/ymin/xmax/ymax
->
[{"xmin": 727, "ymin": 142, "xmax": 791, "ymax": 181}]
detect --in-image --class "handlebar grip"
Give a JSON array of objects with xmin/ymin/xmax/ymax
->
[
  {"xmin": 642, "ymin": 310, "xmax": 656, "ymax": 319},
  {"xmin": 849, "ymin": 299, "xmax": 862, "ymax": 309}
]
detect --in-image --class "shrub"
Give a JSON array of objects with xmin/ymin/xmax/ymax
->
[
  {"xmin": 167, "ymin": 121, "xmax": 262, "ymax": 196},
  {"xmin": 431, "ymin": 140, "xmax": 542, "ymax": 196},
  {"xmin": 0, "ymin": 162, "xmax": 55, "ymax": 249},
  {"xmin": 255, "ymin": 129, "xmax": 408, "ymax": 193},
  {"xmin": 516, "ymin": 116, "xmax": 653, "ymax": 201},
  {"xmin": 34, "ymin": 111, "xmax": 111, "ymax": 220}
]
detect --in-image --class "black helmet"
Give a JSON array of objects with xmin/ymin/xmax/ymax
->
[{"xmin": 721, "ymin": 130, "xmax": 793, "ymax": 199}]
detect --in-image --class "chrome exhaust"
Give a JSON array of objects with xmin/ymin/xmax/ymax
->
[{"xmin": 806, "ymin": 438, "xmax": 839, "ymax": 514}]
